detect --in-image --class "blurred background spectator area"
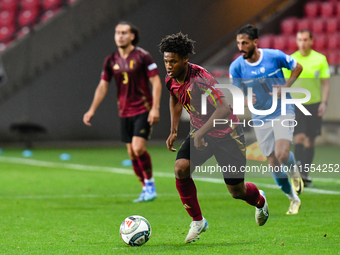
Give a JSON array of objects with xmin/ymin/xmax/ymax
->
[{"xmin": 0, "ymin": 0, "xmax": 79, "ymax": 51}]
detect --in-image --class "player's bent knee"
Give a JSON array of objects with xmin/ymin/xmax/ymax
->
[
  {"xmin": 275, "ymin": 151, "xmax": 289, "ymax": 164},
  {"xmin": 225, "ymin": 179, "xmax": 246, "ymax": 199},
  {"xmin": 304, "ymin": 138, "xmax": 315, "ymax": 148},
  {"xmin": 174, "ymin": 160, "xmax": 190, "ymax": 179},
  {"xmin": 133, "ymin": 147, "xmax": 146, "ymax": 158},
  {"xmin": 294, "ymin": 133, "xmax": 306, "ymax": 144},
  {"xmin": 229, "ymin": 190, "xmax": 244, "ymax": 199},
  {"xmin": 228, "ymin": 187, "xmax": 246, "ymax": 199}
]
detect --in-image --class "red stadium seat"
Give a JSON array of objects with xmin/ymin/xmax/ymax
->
[
  {"xmin": 325, "ymin": 17, "xmax": 339, "ymax": 34},
  {"xmin": 313, "ymin": 34, "xmax": 327, "ymax": 51},
  {"xmin": 326, "ymin": 50, "xmax": 339, "ymax": 65},
  {"xmin": 211, "ymin": 69, "xmax": 224, "ymax": 78},
  {"xmin": 18, "ymin": 9, "xmax": 39, "ymax": 28},
  {"xmin": 311, "ymin": 18, "xmax": 325, "ymax": 34},
  {"xmin": 287, "ymin": 35, "xmax": 297, "ymax": 51},
  {"xmin": 258, "ymin": 34, "xmax": 274, "ymax": 48},
  {"xmin": 296, "ymin": 18, "xmax": 312, "ymax": 32},
  {"xmin": 281, "ymin": 17, "xmax": 297, "ymax": 35},
  {"xmin": 304, "ymin": 1, "xmax": 320, "ymax": 18},
  {"xmin": 20, "ymin": 0, "xmax": 40, "ymax": 12},
  {"xmin": 232, "ymin": 52, "xmax": 241, "ymax": 61},
  {"xmin": 327, "ymin": 33, "xmax": 339, "ymax": 50},
  {"xmin": 16, "ymin": 26, "xmax": 30, "ymax": 38},
  {"xmin": 285, "ymin": 49, "xmax": 296, "ymax": 56},
  {"xmin": 0, "ymin": 40, "xmax": 14, "ymax": 52},
  {"xmin": 0, "ymin": 43, "xmax": 7, "ymax": 52},
  {"xmin": 42, "ymin": 0, "xmax": 63, "ymax": 10},
  {"xmin": 0, "ymin": 10, "xmax": 15, "ymax": 27},
  {"xmin": 41, "ymin": 8, "xmax": 61, "ymax": 22},
  {"xmin": 0, "ymin": 0, "xmax": 18, "ymax": 12},
  {"xmin": 320, "ymin": 2, "xmax": 335, "ymax": 17},
  {"xmin": 0, "ymin": 25, "xmax": 15, "ymax": 42},
  {"xmin": 224, "ymin": 70, "xmax": 229, "ymax": 77},
  {"xmin": 336, "ymin": 3, "xmax": 340, "ymax": 16},
  {"xmin": 272, "ymin": 35, "xmax": 287, "ymax": 51},
  {"xmin": 317, "ymin": 49, "xmax": 328, "ymax": 58}
]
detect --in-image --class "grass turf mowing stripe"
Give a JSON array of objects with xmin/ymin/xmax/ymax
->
[
  {"xmin": 0, "ymin": 192, "xmax": 235, "ymax": 200},
  {"xmin": 1, "ymin": 156, "xmax": 340, "ymax": 195}
]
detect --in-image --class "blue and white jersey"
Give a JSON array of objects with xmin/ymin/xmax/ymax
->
[{"xmin": 229, "ymin": 49, "xmax": 297, "ymax": 122}]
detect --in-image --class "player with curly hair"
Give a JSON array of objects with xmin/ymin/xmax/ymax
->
[{"xmin": 159, "ymin": 32, "xmax": 269, "ymax": 243}]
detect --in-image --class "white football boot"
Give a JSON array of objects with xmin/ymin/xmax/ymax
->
[
  {"xmin": 255, "ymin": 190, "xmax": 269, "ymax": 226},
  {"xmin": 185, "ymin": 217, "xmax": 209, "ymax": 243}
]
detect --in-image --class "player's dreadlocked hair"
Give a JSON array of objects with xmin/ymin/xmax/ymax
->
[
  {"xmin": 159, "ymin": 32, "xmax": 195, "ymax": 58},
  {"xmin": 237, "ymin": 24, "xmax": 259, "ymax": 40},
  {"xmin": 117, "ymin": 21, "xmax": 140, "ymax": 46}
]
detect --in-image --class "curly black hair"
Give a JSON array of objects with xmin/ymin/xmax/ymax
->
[{"xmin": 159, "ymin": 32, "xmax": 195, "ymax": 57}]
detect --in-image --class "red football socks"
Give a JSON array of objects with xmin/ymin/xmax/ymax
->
[
  {"xmin": 132, "ymin": 159, "xmax": 145, "ymax": 186},
  {"xmin": 176, "ymin": 177, "xmax": 202, "ymax": 221},
  {"xmin": 138, "ymin": 151, "xmax": 153, "ymax": 180},
  {"xmin": 245, "ymin": 182, "xmax": 265, "ymax": 208}
]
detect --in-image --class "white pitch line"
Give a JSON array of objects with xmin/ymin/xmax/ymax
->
[
  {"xmin": 314, "ymin": 178, "xmax": 340, "ymax": 184},
  {"xmin": 1, "ymin": 156, "xmax": 340, "ymax": 195},
  {"xmin": 0, "ymin": 192, "xmax": 234, "ymax": 200}
]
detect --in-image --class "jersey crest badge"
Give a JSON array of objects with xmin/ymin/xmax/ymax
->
[
  {"xmin": 113, "ymin": 63, "xmax": 120, "ymax": 70},
  {"xmin": 130, "ymin": 60, "xmax": 136, "ymax": 69}
]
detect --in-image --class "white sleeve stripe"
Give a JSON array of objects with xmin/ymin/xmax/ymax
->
[
  {"xmin": 291, "ymin": 59, "xmax": 297, "ymax": 70},
  {"xmin": 148, "ymin": 63, "xmax": 157, "ymax": 71}
]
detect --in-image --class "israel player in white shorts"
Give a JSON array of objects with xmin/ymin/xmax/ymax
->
[{"xmin": 229, "ymin": 24, "xmax": 304, "ymax": 215}]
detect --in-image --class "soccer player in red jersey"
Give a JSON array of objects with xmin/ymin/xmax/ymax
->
[
  {"xmin": 159, "ymin": 32, "xmax": 269, "ymax": 243},
  {"xmin": 83, "ymin": 22, "xmax": 162, "ymax": 202}
]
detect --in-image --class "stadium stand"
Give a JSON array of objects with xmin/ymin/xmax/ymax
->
[
  {"xmin": 304, "ymin": 1, "xmax": 320, "ymax": 18},
  {"xmin": 255, "ymin": 0, "xmax": 340, "ymax": 73},
  {"xmin": 201, "ymin": 0, "xmax": 340, "ymax": 144},
  {"xmin": 205, "ymin": 0, "xmax": 340, "ymax": 77},
  {"xmin": 0, "ymin": 0, "xmax": 80, "ymax": 51}
]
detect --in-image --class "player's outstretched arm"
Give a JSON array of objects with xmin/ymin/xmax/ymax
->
[
  {"xmin": 166, "ymin": 95, "xmax": 182, "ymax": 152},
  {"xmin": 270, "ymin": 62, "xmax": 303, "ymax": 99},
  {"xmin": 284, "ymin": 62, "xmax": 303, "ymax": 88},
  {"xmin": 318, "ymin": 78, "xmax": 330, "ymax": 116},
  {"xmin": 83, "ymin": 79, "xmax": 109, "ymax": 126},
  {"xmin": 148, "ymin": 75, "xmax": 162, "ymax": 125},
  {"xmin": 194, "ymin": 97, "xmax": 231, "ymax": 150}
]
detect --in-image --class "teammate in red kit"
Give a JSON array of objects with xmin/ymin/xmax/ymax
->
[
  {"xmin": 159, "ymin": 32, "xmax": 269, "ymax": 243},
  {"xmin": 83, "ymin": 22, "xmax": 162, "ymax": 202}
]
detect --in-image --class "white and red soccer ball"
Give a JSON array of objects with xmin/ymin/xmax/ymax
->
[{"xmin": 119, "ymin": 215, "xmax": 151, "ymax": 246}]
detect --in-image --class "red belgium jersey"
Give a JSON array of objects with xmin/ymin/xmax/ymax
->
[
  {"xmin": 166, "ymin": 63, "xmax": 239, "ymax": 138},
  {"xmin": 101, "ymin": 47, "xmax": 159, "ymax": 117}
]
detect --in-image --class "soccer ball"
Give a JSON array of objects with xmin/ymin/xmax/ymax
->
[{"xmin": 119, "ymin": 215, "xmax": 151, "ymax": 246}]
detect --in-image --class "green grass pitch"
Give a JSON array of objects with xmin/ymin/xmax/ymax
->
[{"xmin": 0, "ymin": 145, "xmax": 339, "ymax": 254}]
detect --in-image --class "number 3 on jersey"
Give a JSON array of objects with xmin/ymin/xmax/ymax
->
[{"xmin": 122, "ymin": 72, "xmax": 129, "ymax": 84}]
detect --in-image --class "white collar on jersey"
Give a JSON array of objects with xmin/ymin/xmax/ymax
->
[{"xmin": 244, "ymin": 48, "xmax": 263, "ymax": 66}]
